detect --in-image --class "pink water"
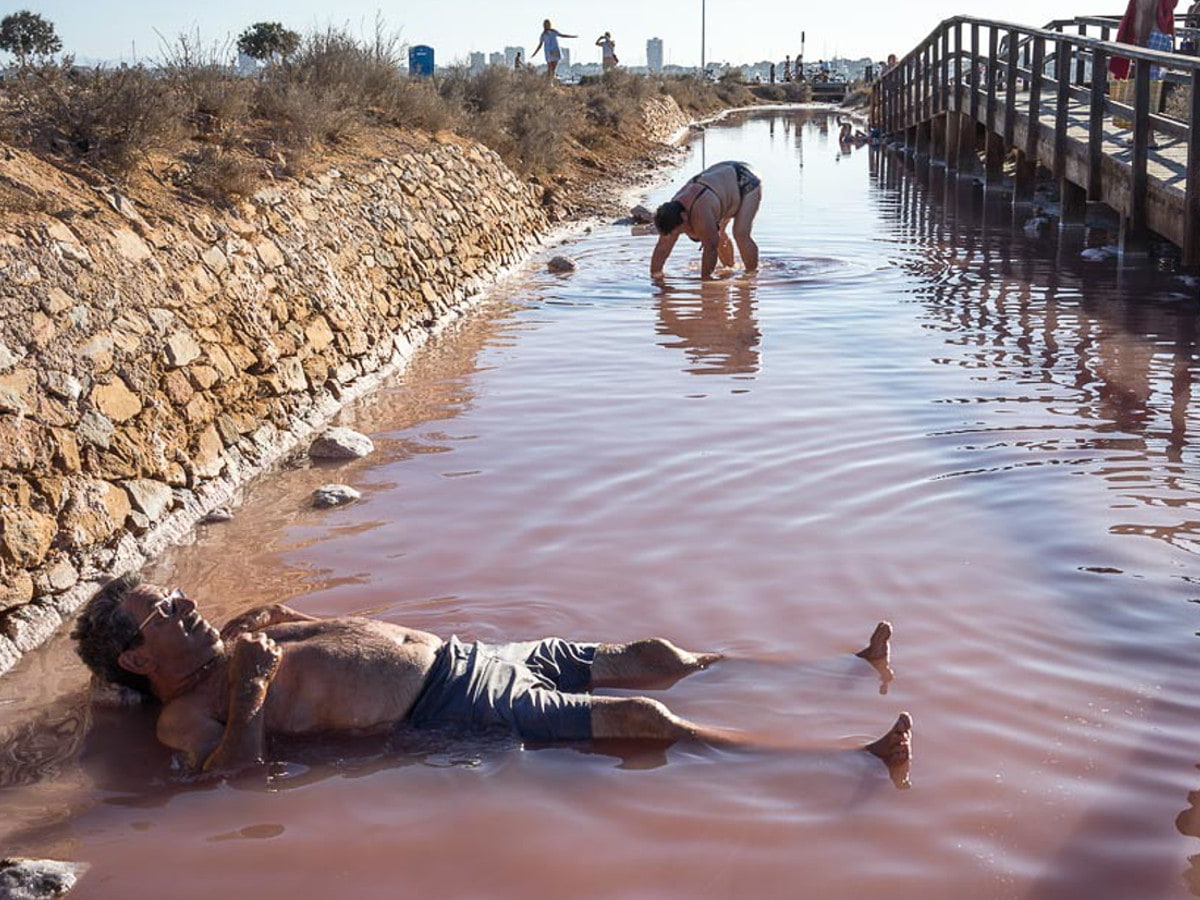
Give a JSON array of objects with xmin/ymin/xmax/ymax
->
[{"xmin": 6, "ymin": 109, "xmax": 1200, "ymax": 899}]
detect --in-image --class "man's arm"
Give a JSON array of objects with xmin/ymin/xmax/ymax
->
[
  {"xmin": 157, "ymin": 633, "xmax": 282, "ymax": 774},
  {"xmin": 220, "ymin": 603, "xmax": 319, "ymax": 641},
  {"xmin": 650, "ymin": 232, "xmax": 680, "ymax": 277}
]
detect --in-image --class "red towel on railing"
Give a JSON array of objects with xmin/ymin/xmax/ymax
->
[{"xmin": 1109, "ymin": 0, "xmax": 1178, "ymax": 78}]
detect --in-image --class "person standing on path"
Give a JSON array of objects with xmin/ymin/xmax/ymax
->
[
  {"xmin": 532, "ymin": 19, "xmax": 576, "ymax": 80},
  {"xmin": 597, "ymin": 31, "xmax": 618, "ymax": 70}
]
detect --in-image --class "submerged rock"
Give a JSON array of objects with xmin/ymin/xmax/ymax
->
[
  {"xmin": 312, "ymin": 484, "xmax": 361, "ymax": 508},
  {"xmin": 0, "ymin": 857, "xmax": 88, "ymax": 899},
  {"xmin": 547, "ymin": 255, "xmax": 577, "ymax": 274},
  {"xmin": 200, "ymin": 507, "xmax": 233, "ymax": 524},
  {"xmin": 630, "ymin": 204, "xmax": 654, "ymax": 224},
  {"xmin": 309, "ymin": 427, "xmax": 374, "ymax": 460},
  {"xmin": 1080, "ymin": 246, "xmax": 1119, "ymax": 261}
]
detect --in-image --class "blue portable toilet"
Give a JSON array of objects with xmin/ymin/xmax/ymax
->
[{"xmin": 409, "ymin": 45, "xmax": 435, "ymax": 77}]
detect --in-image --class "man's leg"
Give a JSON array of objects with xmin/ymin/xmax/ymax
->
[
  {"xmin": 590, "ymin": 638, "xmax": 722, "ymax": 689},
  {"xmin": 590, "ymin": 696, "xmax": 914, "ymax": 765},
  {"xmin": 732, "ymin": 187, "xmax": 761, "ymax": 271}
]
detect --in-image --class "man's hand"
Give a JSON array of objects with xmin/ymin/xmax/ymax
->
[
  {"xmin": 230, "ymin": 632, "xmax": 282, "ymax": 684},
  {"xmin": 220, "ymin": 603, "xmax": 318, "ymax": 641}
]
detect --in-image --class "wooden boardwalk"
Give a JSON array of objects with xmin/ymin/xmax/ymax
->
[{"xmin": 870, "ymin": 15, "xmax": 1200, "ymax": 264}]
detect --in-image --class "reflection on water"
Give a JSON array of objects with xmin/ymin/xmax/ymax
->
[
  {"xmin": 655, "ymin": 278, "xmax": 761, "ymax": 376},
  {"xmin": 5, "ymin": 109, "xmax": 1200, "ymax": 899}
]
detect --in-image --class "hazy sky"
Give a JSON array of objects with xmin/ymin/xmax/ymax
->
[{"xmin": 15, "ymin": 0, "xmax": 1079, "ymax": 68}]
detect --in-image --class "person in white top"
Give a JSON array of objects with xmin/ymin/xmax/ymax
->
[
  {"xmin": 532, "ymin": 19, "xmax": 577, "ymax": 79},
  {"xmin": 596, "ymin": 31, "xmax": 618, "ymax": 70}
]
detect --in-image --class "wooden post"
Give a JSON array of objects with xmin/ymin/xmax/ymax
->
[
  {"xmin": 1186, "ymin": 68, "xmax": 1200, "ymax": 266},
  {"xmin": 1014, "ymin": 149, "xmax": 1037, "ymax": 202},
  {"xmin": 970, "ymin": 23, "xmax": 981, "ymax": 121},
  {"xmin": 987, "ymin": 27, "xmax": 999, "ymax": 137},
  {"xmin": 1025, "ymin": 37, "xmax": 1045, "ymax": 161},
  {"xmin": 1061, "ymin": 178, "xmax": 1087, "ymax": 224},
  {"xmin": 957, "ymin": 115, "xmax": 978, "ymax": 173},
  {"xmin": 933, "ymin": 114, "xmax": 948, "ymax": 161},
  {"xmin": 985, "ymin": 131, "xmax": 1006, "ymax": 189},
  {"xmin": 954, "ymin": 20, "xmax": 964, "ymax": 113},
  {"xmin": 1074, "ymin": 23, "xmax": 1087, "ymax": 84},
  {"xmin": 1004, "ymin": 28, "xmax": 1019, "ymax": 146},
  {"xmin": 1053, "ymin": 39, "xmax": 1071, "ymax": 179},
  {"xmin": 1130, "ymin": 57, "xmax": 1150, "ymax": 238},
  {"xmin": 946, "ymin": 111, "xmax": 960, "ymax": 169},
  {"xmin": 1088, "ymin": 47, "xmax": 1107, "ymax": 200}
]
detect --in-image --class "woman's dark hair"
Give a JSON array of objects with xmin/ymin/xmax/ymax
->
[
  {"xmin": 654, "ymin": 200, "xmax": 686, "ymax": 235},
  {"xmin": 72, "ymin": 572, "xmax": 153, "ymax": 697}
]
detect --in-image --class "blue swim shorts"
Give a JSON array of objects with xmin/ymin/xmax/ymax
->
[{"xmin": 406, "ymin": 636, "xmax": 598, "ymax": 742}]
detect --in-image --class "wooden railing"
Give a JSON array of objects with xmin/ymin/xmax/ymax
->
[{"xmin": 870, "ymin": 14, "xmax": 1200, "ymax": 263}]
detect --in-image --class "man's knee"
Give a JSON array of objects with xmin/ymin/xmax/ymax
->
[{"xmin": 591, "ymin": 696, "xmax": 686, "ymax": 740}]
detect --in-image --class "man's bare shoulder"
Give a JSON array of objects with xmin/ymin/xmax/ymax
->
[{"xmin": 157, "ymin": 692, "xmax": 223, "ymax": 762}]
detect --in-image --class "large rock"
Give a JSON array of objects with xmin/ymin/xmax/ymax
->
[
  {"xmin": 309, "ymin": 427, "xmax": 374, "ymax": 460},
  {"xmin": 0, "ymin": 509, "xmax": 56, "ymax": 567},
  {"xmin": 312, "ymin": 484, "xmax": 361, "ymax": 508},
  {"xmin": 89, "ymin": 379, "xmax": 142, "ymax": 424},
  {"xmin": 122, "ymin": 479, "xmax": 174, "ymax": 521},
  {"xmin": 0, "ymin": 857, "xmax": 88, "ymax": 899}
]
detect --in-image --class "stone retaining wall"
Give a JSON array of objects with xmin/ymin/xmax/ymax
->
[{"xmin": 0, "ymin": 133, "xmax": 550, "ymax": 675}]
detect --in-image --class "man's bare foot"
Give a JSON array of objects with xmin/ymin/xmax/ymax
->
[
  {"xmin": 855, "ymin": 621, "xmax": 891, "ymax": 662},
  {"xmin": 691, "ymin": 651, "xmax": 724, "ymax": 669},
  {"xmin": 864, "ymin": 712, "xmax": 913, "ymax": 766}
]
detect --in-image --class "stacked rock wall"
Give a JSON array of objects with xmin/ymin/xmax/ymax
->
[{"xmin": 0, "ymin": 134, "xmax": 549, "ymax": 674}]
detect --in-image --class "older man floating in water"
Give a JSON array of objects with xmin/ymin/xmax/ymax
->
[
  {"xmin": 651, "ymin": 160, "xmax": 763, "ymax": 280},
  {"xmin": 72, "ymin": 573, "xmax": 911, "ymax": 775}
]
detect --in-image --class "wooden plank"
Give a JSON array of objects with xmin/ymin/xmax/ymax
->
[
  {"xmin": 970, "ymin": 23, "xmax": 981, "ymax": 121},
  {"xmin": 1074, "ymin": 22, "xmax": 1087, "ymax": 84}
]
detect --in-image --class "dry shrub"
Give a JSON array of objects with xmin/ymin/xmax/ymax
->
[
  {"xmin": 158, "ymin": 34, "xmax": 253, "ymax": 140},
  {"xmin": 188, "ymin": 146, "xmax": 260, "ymax": 201},
  {"xmin": 579, "ymin": 68, "xmax": 653, "ymax": 143},
  {"xmin": 2, "ymin": 61, "xmax": 182, "ymax": 179},
  {"xmin": 254, "ymin": 80, "xmax": 361, "ymax": 152},
  {"xmin": 437, "ymin": 66, "xmax": 579, "ymax": 175}
]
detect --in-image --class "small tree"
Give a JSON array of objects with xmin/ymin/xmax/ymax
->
[
  {"xmin": 0, "ymin": 10, "xmax": 62, "ymax": 67},
  {"xmin": 236, "ymin": 22, "xmax": 300, "ymax": 63}
]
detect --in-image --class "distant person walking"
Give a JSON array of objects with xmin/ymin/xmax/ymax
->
[
  {"xmin": 532, "ymin": 19, "xmax": 576, "ymax": 79},
  {"xmin": 1182, "ymin": 0, "xmax": 1200, "ymax": 53},
  {"xmin": 597, "ymin": 31, "xmax": 618, "ymax": 70},
  {"xmin": 514, "ymin": 51, "xmax": 523, "ymax": 70},
  {"xmin": 1109, "ymin": 0, "xmax": 1178, "ymax": 79}
]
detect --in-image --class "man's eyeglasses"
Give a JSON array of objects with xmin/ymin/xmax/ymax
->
[{"xmin": 131, "ymin": 588, "xmax": 186, "ymax": 640}]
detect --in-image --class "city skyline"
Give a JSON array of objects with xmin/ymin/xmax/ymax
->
[{"xmin": 13, "ymin": 0, "xmax": 1080, "ymax": 70}]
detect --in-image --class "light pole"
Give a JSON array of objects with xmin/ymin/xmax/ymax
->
[{"xmin": 701, "ymin": 0, "xmax": 706, "ymax": 76}]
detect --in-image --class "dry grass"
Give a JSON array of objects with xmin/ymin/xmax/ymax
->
[{"xmin": 0, "ymin": 29, "xmax": 748, "ymax": 197}]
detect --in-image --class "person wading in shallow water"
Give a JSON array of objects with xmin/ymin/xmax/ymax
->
[
  {"xmin": 651, "ymin": 160, "xmax": 763, "ymax": 280},
  {"xmin": 72, "ymin": 573, "xmax": 912, "ymax": 776}
]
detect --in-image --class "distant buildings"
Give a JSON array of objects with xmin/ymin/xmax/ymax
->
[
  {"xmin": 489, "ymin": 51, "xmax": 505, "ymax": 67},
  {"xmin": 647, "ymin": 38, "xmax": 663, "ymax": 73},
  {"xmin": 469, "ymin": 51, "xmax": 485, "ymax": 73}
]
